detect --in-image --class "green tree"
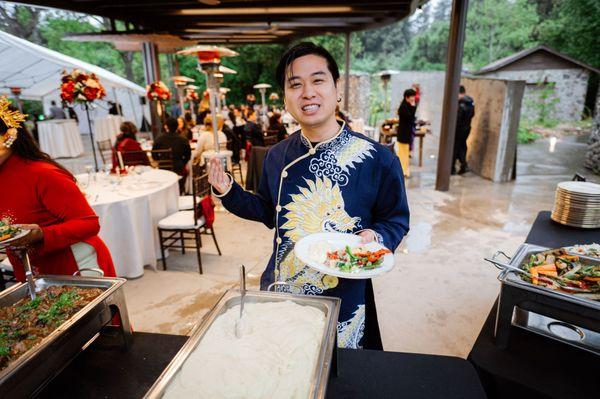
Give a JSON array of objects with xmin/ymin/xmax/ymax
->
[
  {"xmin": 537, "ymin": 0, "xmax": 600, "ymax": 68},
  {"xmin": 400, "ymin": 20, "xmax": 449, "ymax": 70},
  {"xmin": 464, "ymin": 0, "xmax": 539, "ymax": 70}
]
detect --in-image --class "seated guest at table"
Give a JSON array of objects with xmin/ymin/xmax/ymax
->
[
  {"xmin": 153, "ymin": 117, "xmax": 191, "ymax": 192},
  {"xmin": 0, "ymin": 98, "xmax": 116, "ymax": 279},
  {"xmin": 397, "ymin": 88, "xmax": 416, "ymax": 178},
  {"xmin": 112, "ymin": 121, "xmax": 149, "ymax": 171},
  {"xmin": 181, "ymin": 113, "xmax": 195, "ymax": 140},
  {"xmin": 49, "ymin": 100, "xmax": 66, "ymax": 120},
  {"xmin": 193, "ymin": 114, "xmax": 227, "ymax": 166},
  {"xmin": 208, "ymin": 42, "xmax": 409, "ymax": 350},
  {"xmin": 244, "ymin": 109, "xmax": 264, "ymax": 146},
  {"xmin": 268, "ymin": 113, "xmax": 288, "ymax": 142}
]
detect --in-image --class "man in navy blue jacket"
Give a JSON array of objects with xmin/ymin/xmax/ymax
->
[{"xmin": 208, "ymin": 42, "xmax": 409, "ymax": 349}]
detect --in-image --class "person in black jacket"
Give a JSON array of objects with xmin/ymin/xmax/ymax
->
[
  {"xmin": 152, "ymin": 117, "xmax": 191, "ymax": 192},
  {"xmin": 452, "ymin": 85, "xmax": 475, "ymax": 175},
  {"xmin": 396, "ymin": 88, "xmax": 417, "ymax": 177},
  {"xmin": 244, "ymin": 109, "xmax": 264, "ymax": 146}
]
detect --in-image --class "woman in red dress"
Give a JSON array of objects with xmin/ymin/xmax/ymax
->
[
  {"xmin": 111, "ymin": 121, "xmax": 149, "ymax": 171},
  {"xmin": 0, "ymin": 99, "xmax": 116, "ymax": 280}
]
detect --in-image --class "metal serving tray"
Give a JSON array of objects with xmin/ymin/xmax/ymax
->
[
  {"xmin": 498, "ymin": 243, "xmax": 600, "ymax": 310},
  {"xmin": 495, "ymin": 243, "xmax": 600, "ymax": 354},
  {"xmin": 0, "ymin": 275, "xmax": 132, "ymax": 398},
  {"xmin": 145, "ymin": 289, "xmax": 341, "ymax": 399}
]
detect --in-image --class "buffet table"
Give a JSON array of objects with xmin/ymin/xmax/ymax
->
[
  {"xmin": 37, "ymin": 119, "xmax": 84, "ymax": 158},
  {"xmin": 468, "ymin": 211, "xmax": 599, "ymax": 399},
  {"xmin": 77, "ymin": 169, "xmax": 179, "ymax": 278},
  {"xmin": 39, "ymin": 331, "xmax": 487, "ymax": 399},
  {"xmin": 95, "ymin": 115, "xmax": 125, "ymax": 144}
]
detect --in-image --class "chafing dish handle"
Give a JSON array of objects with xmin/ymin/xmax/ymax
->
[{"xmin": 73, "ymin": 268, "xmax": 105, "ymax": 277}]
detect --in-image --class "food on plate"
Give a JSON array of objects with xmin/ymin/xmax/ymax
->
[
  {"xmin": 163, "ymin": 300, "xmax": 325, "ymax": 399},
  {"xmin": 325, "ymin": 246, "xmax": 391, "ymax": 273},
  {"xmin": 522, "ymin": 249, "xmax": 600, "ymax": 298},
  {"xmin": 0, "ymin": 286, "xmax": 103, "ymax": 370},
  {"xmin": 564, "ymin": 243, "xmax": 600, "ymax": 259},
  {"xmin": 0, "ymin": 219, "xmax": 20, "ymax": 242}
]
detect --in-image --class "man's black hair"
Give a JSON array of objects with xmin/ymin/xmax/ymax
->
[
  {"xmin": 275, "ymin": 42, "xmax": 340, "ymax": 90},
  {"xmin": 459, "ymin": 85, "xmax": 466, "ymax": 94},
  {"xmin": 403, "ymin": 88, "xmax": 417, "ymax": 99},
  {"xmin": 164, "ymin": 117, "xmax": 178, "ymax": 134},
  {"xmin": 51, "ymin": 100, "xmax": 56, "ymax": 106}
]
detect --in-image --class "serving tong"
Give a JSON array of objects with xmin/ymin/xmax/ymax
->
[
  {"xmin": 485, "ymin": 251, "xmax": 591, "ymax": 294},
  {"xmin": 234, "ymin": 265, "xmax": 246, "ymax": 338}
]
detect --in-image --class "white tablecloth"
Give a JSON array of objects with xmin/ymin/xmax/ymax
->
[
  {"xmin": 94, "ymin": 115, "xmax": 125, "ymax": 145},
  {"xmin": 77, "ymin": 168, "xmax": 179, "ymax": 278},
  {"xmin": 38, "ymin": 120, "xmax": 84, "ymax": 158}
]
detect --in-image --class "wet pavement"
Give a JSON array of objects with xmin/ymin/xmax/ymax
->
[{"xmin": 58, "ymin": 132, "xmax": 598, "ymax": 356}]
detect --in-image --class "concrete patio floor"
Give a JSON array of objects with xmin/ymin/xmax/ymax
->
[{"xmin": 61, "ymin": 132, "xmax": 598, "ymax": 358}]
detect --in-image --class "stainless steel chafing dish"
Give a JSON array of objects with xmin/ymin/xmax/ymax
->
[
  {"xmin": 0, "ymin": 275, "xmax": 132, "ymax": 398},
  {"xmin": 145, "ymin": 289, "xmax": 341, "ymax": 399},
  {"xmin": 492, "ymin": 243, "xmax": 600, "ymax": 354}
]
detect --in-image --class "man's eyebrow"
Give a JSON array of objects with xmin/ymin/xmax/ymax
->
[{"xmin": 287, "ymin": 71, "xmax": 327, "ymax": 82}]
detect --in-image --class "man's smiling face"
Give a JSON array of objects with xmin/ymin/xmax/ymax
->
[{"xmin": 284, "ymin": 54, "xmax": 340, "ymax": 131}]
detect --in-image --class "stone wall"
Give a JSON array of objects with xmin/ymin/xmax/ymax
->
[
  {"xmin": 477, "ymin": 68, "xmax": 589, "ymax": 122},
  {"xmin": 463, "ymin": 77, "xmax": 525, "ymax": 182},
  {"xmin": 339, "ymin": 72, "xmax": 371, "ymax": 122}
]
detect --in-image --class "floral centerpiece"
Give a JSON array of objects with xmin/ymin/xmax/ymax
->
[
  {"xmin": 146, "ymin": 81, "xmax": 171, "ymax": 101},
  {"xmin": 60, "ymin": 69, "xmax": 106, "ymax": 104},
  {"xmin": 185, "ymin": 89, "xmax": 199, "ymax": 102}
]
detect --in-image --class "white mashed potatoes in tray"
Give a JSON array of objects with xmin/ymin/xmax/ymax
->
[{"xmin": 163, "ymin": 300, "xmax": 326, "ymax": 399}]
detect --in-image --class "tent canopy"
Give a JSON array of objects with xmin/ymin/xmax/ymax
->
[{"xmin": 0, "ymin": 29, "xmax": 145, "ymax": 101}]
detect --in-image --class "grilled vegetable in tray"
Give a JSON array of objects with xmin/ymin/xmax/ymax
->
[
  {"xmin": 521, "ymin": 249, "xmax": 600, "ymax": 299},
  {"xmin": 0, "ymin": 219, "xmax": 20, "ymax": 242}
]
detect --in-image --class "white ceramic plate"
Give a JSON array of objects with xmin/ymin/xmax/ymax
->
[
  {"xmin": 294, "ymin": 232, "xmax": 395, "ymax": 279},
  {"xmin": 0, "ymin": 229, "xmax": 30, "ymax": 248}
]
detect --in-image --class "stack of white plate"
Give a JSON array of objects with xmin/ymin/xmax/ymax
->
[{"xmin": 551, "ymin": 181, "xmax": 600, "ymax": 228}]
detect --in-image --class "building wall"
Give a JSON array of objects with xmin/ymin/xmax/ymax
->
[
  {"xmin": 339, "ymin": 72, "xmax": 371, "ymax": 123},
  {"xmin": 477, "ymin": 68, "xmax": 589, "ymax": 122}
]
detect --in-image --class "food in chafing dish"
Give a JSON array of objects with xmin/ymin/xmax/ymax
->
[
  {"xmin": 0, "ymin": 286, "xmax": 102, "ymax": 370},
  {"xmin": 522, "ymin": 249, "xmax": 600, "ymax": 299},
  {"xmin": 163, "ymin": 300, "xmax": 326, "ymax": 399},
  {"xmin": 564, "ymin": 243, "xmax": 600, "ymax": 259},
  {"xmin": 325, "ymin": 245, "xmax": 391, "ymax": 273},
  {"xmin": 0, "ymin": 219, "xmax": 20, "ymax": 242}
]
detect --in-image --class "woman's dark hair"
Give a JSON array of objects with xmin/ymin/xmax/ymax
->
[
  {"xmin": 0, "ymin": 116, "xmax": 74, "ymax": 180},
  {"xmin": 275, "ymin": 42, "xmax": 340, "ymax": 90},
  {"xmin": 228, "ymin": 110, "xmax": 236, "ymax": 125},
  {"xmin": 164, "ymin": 117, "xmax": 179, "ymax": 134},
  {"xmin": 184, "ymin": 112, "xmax": 193, "ymax": 123},
  {"xmin": 117, "ymin": 121, "xmax": 137, "ymax": 143},
  {"xmin": 403, "ymin": 88, "xmax": 417, "ymax": 99}
]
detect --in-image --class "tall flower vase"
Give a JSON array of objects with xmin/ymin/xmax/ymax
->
[
  {"xmin": 149, "ymin": 100, "xmax": 163, "ymax": 139},
  {"xmin": 84, "ymin": 103, "xmax": 99, "ymax": 172}
]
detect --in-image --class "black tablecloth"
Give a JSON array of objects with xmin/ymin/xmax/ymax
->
[
  {"xmin": 39, "ymin": 331, "xmax": 486, "ymax": 399},
  {"xmin": 467, "ymin": 211, "xmax": 599, "ymax": 399}
]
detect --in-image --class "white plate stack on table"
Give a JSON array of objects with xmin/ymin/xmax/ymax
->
[{"xmin": 551, "ymin": 181, "xmax": 600, "ymax": 228}]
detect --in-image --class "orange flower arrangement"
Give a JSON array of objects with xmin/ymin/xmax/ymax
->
[
  {"xmin": 60, "ymin": 69, "xmax": 106, "ymax": 104},
  {"xmin": 146, "ymin": 81, "xmax": 171, "ymax": 101}
]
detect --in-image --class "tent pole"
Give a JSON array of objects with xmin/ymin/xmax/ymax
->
[
  {"xmin": 127, "ymin": 90, "xmax": 138, "ymax": 127},
  {"xmin": 435, "ymin": 0, "xmax": 469, "ymax": 191}
]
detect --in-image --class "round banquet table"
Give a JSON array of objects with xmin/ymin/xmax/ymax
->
[
  {"xmin": 37, "ymin": 119, "xmax": 84, "ymax": 158},
  {"xmin": 94, "ymin": 115, "xmax": 124, "ymax": 144},
  {"xmin": 77, "ymin": 168, "xmax": 179, "ymax": 278}
]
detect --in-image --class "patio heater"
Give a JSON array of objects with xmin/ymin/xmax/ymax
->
[
  {"xmin": 171, "ymin": 75, "xmax": 194, "ymax": 116},
  {"xmin": 253, "ymin": 83, "xmax": 272, "ymax": 130},
  {"xmin": 184, "ymin": 84, "xmax": 199, "ymax": 122},
  {"xmin": 178, "ymin": 45, "xmax": 238, "ymax": 166},
  {"xmin": 376, "ymin": 70, "xmax": 399, "ymax": 117}
]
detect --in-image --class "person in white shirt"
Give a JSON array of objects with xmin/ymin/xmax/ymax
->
[{"xmin": 193, "ymin": 114, "xmax": 227, "ymax": 165}]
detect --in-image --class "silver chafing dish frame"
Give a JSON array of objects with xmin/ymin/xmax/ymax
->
[
  {"xmin": 0, "ymin": 275, "xmax": 132, "ymax": 397},
  {"xmin": 494, "ymin": 243, "xmax": 600, "ymax": 354},
  {"xmin": 145, "ymin": 289, "xmax": 341, "ymax": 399}
]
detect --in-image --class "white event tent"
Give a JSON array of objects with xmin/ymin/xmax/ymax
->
[{"xmin": 0, "ymin": 30, "xmax": 149, "ymax": 133}]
